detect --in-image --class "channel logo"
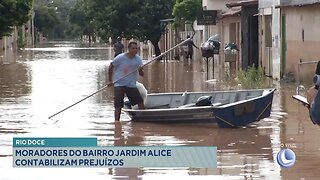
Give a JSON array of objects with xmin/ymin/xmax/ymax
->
[{"xmin": 276, "ymin": 148, "xmax": 296, "ymax": 168}]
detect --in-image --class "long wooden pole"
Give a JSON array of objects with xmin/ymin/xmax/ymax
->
[{"xmin": 48, "ymin": 38, "xmax": 191, "ymax": 119}]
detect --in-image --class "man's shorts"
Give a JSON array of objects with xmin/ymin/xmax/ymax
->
[{"xmin": 114, "ymin": 86, "xmax": 143, "ymax": 108}]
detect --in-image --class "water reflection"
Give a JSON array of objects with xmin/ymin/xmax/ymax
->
[
  {"xmin": 0, "ymin": 63, "xmax": 31, "ymax": 99},
  {"xmin": 0, "ymin": 41, "xmax": 319, "ymax": 179}
]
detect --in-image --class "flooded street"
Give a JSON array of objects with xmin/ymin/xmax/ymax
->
[{"xmin": 0, "ymin": 41, "xmax": 320, "ymax": 179}]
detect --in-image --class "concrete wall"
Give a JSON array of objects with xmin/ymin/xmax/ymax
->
[
  {"xmin": 282, "ymin": 4, "xmax": 320, "ymax": 77},
  {"xmin": 259, "ymin": 0, "xmax": 281, "ymax": 79},
  {"xmin": 271, "ymin": 7, "xmax": 281, "ymax": 79}
]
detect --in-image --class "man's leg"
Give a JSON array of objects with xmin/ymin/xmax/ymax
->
[
  {"xmin": 115, "ymin": 108, "xmax": 121, "ymax": 121},
  {"xmin": 126, "ymin": 87, "xmax": 144, "ymax": 110},
  {"xmin": 114, "ymin": 87, "xmax": 125, "ymax": 121},
  {"xmin": 187, "ymin": 52, "xmax": 191, "ymax": 60},
  {"xmin": 137, "ymin": 103, "xmax": 145, "ymax": 109}
]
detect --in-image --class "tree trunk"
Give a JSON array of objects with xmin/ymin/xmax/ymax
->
[
  {"xmin": 151, "ymin": 40, "xmax": 161, "ymax": 59},
  {"xmin": 174, "ymin": 27, "xmax": 180, "ymax": 60}
]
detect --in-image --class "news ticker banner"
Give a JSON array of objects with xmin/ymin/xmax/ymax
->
[{"xmin": 13, "ymin": 137, "xmax": 217, "ymax": 168}]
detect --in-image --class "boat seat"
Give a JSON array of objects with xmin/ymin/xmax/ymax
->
[
  {"xmin": 246, "ymin": 95, "xmax": 256, "ymax": 99},
  {"xmin": 247, "ymin": 91, "xmax": 262, "ymax": 99},
  {"xmin": 169, "ymin": 93, "xmax": 188, "ymax": 108},
  {"xmin": 178, "ymin": 103, "xmax": 196, "ymax": 108},
  {"xmin": 238, "ymin": 92, "xmax": 248, "ymax": 101},
  {"xmin": 178, "ymin": 95, "xmax": 213, "ymax": 108},
  {"xmin": 229, "ymin": 93, "xmax": 238, "ymax": 103},
  {"xmin": 215, "ymin": 99, "xmax": 229, "ymax": 106},
  {"xmin": 184, "ymin": 94, "xmax": 211, "ymax": 105},
  {"xmin": 179, "ymin": 101, "xmax": 223, "ymax": 108},
  {"xmin": 212, "ymin": 102, "xmax": 222, "ymax": 106}
]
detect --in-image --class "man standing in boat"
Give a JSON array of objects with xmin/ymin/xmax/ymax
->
[{"xmin": 108, "ymin": 41, "xmax": 145, "ymax": 121}]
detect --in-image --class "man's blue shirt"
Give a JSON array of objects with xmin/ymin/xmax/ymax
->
[{"xmin": 111, "ymin": 53, "xmax": 143, "ymax": 87}]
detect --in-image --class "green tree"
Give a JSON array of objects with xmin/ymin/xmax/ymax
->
[
  {"xmin": 172, "ymin": 0, "xmax": 202, "ymax": 30},
  {"xmin": 33, "ymin": 0, "xmax": 77, "ymax": 39},
  {"xmin": 34, "ymin": 6, "xmax": 59, "ymax": 37},
  {"xmin": 90, "ymin": 0, "xmax": 175, "ymax": 56},
  {"xmin": 50, "ymin": 0, "xmax": 76, "ymax": 39},
  {"xmin": 89, "ymin": 0, "xmax": 139, "ymax": 42},
  {"xmin": 0, "ymin": 0, "xmax": 33, "ymax": 38},
  {"xmin": 135, "ymin": 1, "xmax": 174, "ymax": 56},
  {"xmin": 69, "ymin": 0, "xmax": 94, "ymax": 42}
]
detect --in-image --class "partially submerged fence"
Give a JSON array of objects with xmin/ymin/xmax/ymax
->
[{"xmin": 297, "ymin": 59, "xmax": 318, "ymax": 85}]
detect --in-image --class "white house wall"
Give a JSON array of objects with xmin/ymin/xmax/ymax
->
[
  {"xmin": 259, "ymin": 0, "xmax": 281, "ymax": 79},
  {"xmin": 259, "ymin": 0, "xmax": 275, "ymax": 8},
  {"xmin": 272, "ymin": 7, "xmax": 281, "ymax": 79},
  {"xmin": 202, "ymin": 0, "xmax": 239, "ymax": 41}
]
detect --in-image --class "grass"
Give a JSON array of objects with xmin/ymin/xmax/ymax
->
[{"xmin": 236, "ymin": 65, "xmax": 268, "ymax": 89}]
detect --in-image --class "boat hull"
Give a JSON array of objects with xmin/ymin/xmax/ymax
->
[
  {"xmin": 125, "ymin": 106, "xmax": 215, "ymax": 123},
  {"xmin": 123, "ymin": 89, "xmax": 276, "ymax": 128},
  {"xmin": 214, "ymin": 89, "xmax": 275, "ymax": 128}
]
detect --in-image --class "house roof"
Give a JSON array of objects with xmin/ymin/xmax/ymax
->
[
  {"xmin": 226, "ymin": 0, "xmax": 258, "ymax": 8},
  {"xmin": 275, "ymin": 2, "xmax": 320, "ymax": 8},
  {"xmin": 218, "ymin": 8, "xmax": 242, "ymax": 20}
]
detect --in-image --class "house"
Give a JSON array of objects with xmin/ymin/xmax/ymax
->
[
  {"xmin": 160, "ymin": 0, "xmax": 320, "ymax": 81},
  {"xmin": 200, "ymin": 0, "xmax": 261, "ymax": 79},
  {"xmin": 258, "ymin": 0, "xmax": 320, "ymax": 80},
  {"xmin": 217, "ymin": 6, "xmax": 241, "ymax": 74},
  {"xmin": 202, "ymin": 0, "xmax": 239, "ymax": 40},
  {"xmin": 276, "ymin": 0, "xmax": 320, "ymax": 79},
  {"xmin": 202, "ymin": 0, "xmax": 239, "ymax": 78},
  {"xmin": 226, "ymin": 0, "xmax": 259, "ymax": 70}
]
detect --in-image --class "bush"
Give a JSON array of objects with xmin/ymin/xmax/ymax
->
[{"xmin": 236, "ymin": 65, "xmax": 266, "ymax": 89}]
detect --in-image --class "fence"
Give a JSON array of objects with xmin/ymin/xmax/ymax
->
[{"xmin": 297, "ymin": 59, "xmax": 318, "ymax": 85}]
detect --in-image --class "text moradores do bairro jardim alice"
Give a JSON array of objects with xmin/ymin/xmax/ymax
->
[{"xmin": 13, "ymin": 137, "xmax": 217, "ymax": 168}]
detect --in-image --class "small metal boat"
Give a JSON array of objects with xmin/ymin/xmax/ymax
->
[{"xmin": 123, "ymin": 89, "xmax": 276, "ymax": 128}]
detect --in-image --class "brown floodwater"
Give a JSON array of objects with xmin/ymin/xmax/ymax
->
[{"xmin": 0, "ymin": 41, "xmax": 319, "ymax": 179}]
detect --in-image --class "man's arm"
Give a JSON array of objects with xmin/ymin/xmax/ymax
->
[
  {"xmin": 108, "ymin": 63, "xmax": 114, "ymax": 86},
  {"xmin": 138, "ymin": 66, "xmax": 144, "ymax": 76},
  {"xmin": 192, "ymin": 41, "xmax": 199, "ymax": 49}
]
